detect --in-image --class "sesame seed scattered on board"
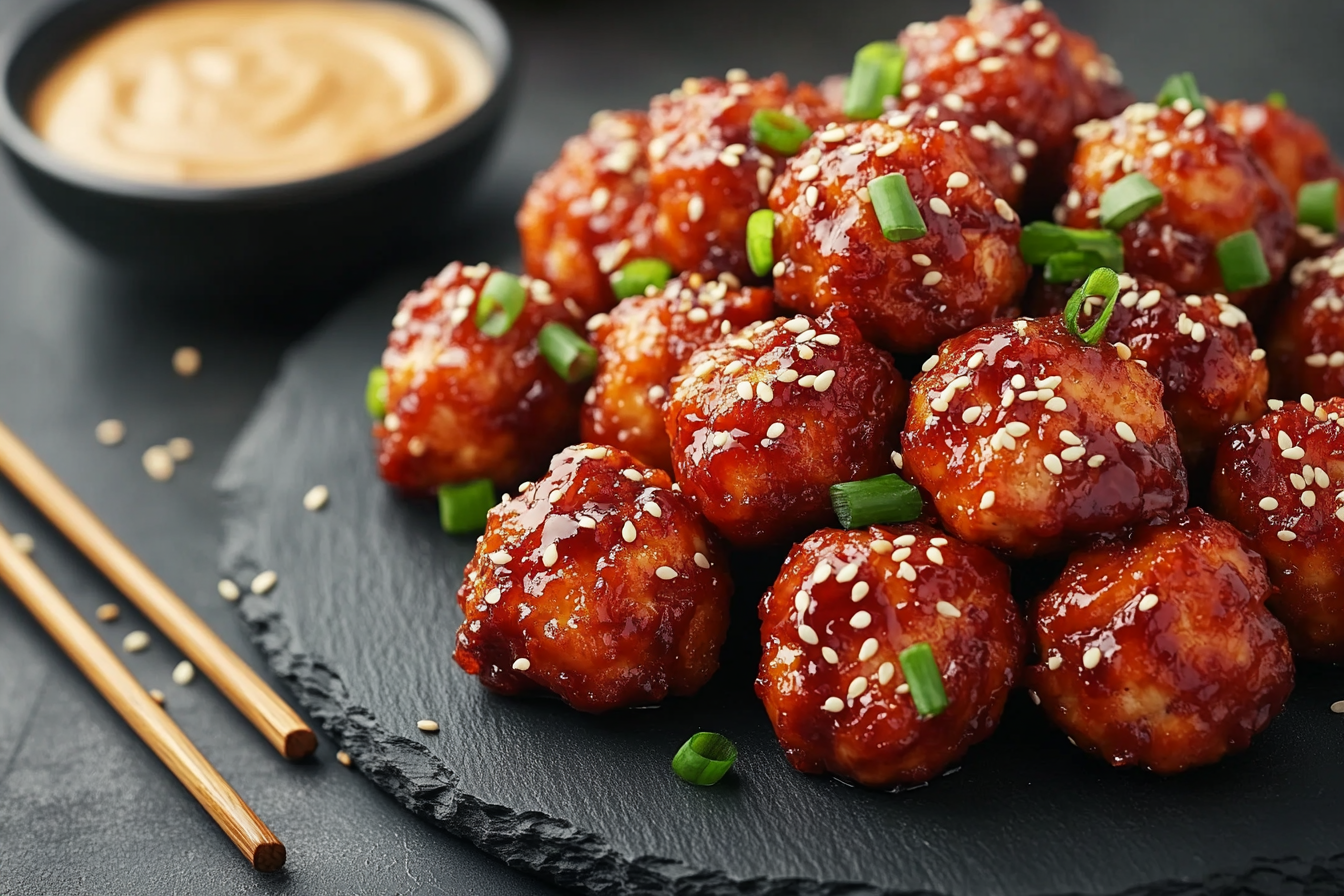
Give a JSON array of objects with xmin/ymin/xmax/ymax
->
[
  {"xmin": 250, "ymin": 570, "xmax": 278, "ymax": 594},
  {"xmin": 10, "ymin": 532, "xmax": 34, "ymax": 555},
  {"xmin": 142, "ymin": 446, "xmax": 175, "ymax": 481},
  {"xmin": 95, "ymin": 419, "xmax": 126, "ymax": 446},
  {"xmin": 149, "ymin": 689, "xmax": 166, "ymax": 706},
  {"xmin": 95, "ymin": 603, "xmax": 120, "ymax": 623},
  {"xmin": 172, "ymin": 660, "xmax": 195, "ymax": 686},
  {"xmin": 336, "ymin": 750, "xmax": 352, "ymax": 767},
  {"xmin": 166, "ymin": 438, "xmax": 194, "ymax": 462},
  {"xmin": 172, "ymin": 347, "xmax": 202, "ymax": 377},
  {"xmin": 417, "ymin": 719, "xmax": 440, "ymax": 732},
  {"xmin": 218, "ymin": 579, "xmax": 240, "ymax": 601},
  {"xmin": 303, "ymin": 485, "xmax": 330, "ymax": 511},
  {"xmin": 1332, "ymin": 701, "xmax": 1344, "ymax": 714},
  {"xmin": 123, "ymin": 630, "xmax": 151, "ymax": 653}
]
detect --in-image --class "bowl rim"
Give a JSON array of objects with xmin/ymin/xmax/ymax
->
[{"xmin": 0, "ymin": 0, "xmax": 514, "ymax": 206}]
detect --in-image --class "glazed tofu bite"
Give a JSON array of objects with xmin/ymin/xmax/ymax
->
[
  {"xmin": 1210, "ymin": 397, "xmax": 1344, "ymax": 661},
  {"xmin": 1031, "ymin": 272, "xmax": 1268, "ymax": 467},
  {"xmin": 374, "ymin": 263, "xmax": 586, "ymax": 495},
  {"xmin": 1060, "ymin": 102, "xmax": 1295, "ymax": 303},
  {"xmin": 1027, "ymin": 510, "xmax": 1294, "ymax": 774},
  {"xmin": 517, "ymin": 110, "xmax": 657, "ymax": 314},
  {"xmin": 756, "ymin": 524, "xmax": 1025, "ymax": 788},
  {"xmin": 898, "ymin": 0, "xmax": 1129, "ymax": 204},
  {"xmin": 1269, "ymin": 246, "xmax": 1344, "ymax": 402},
  {"xmin": 769, "ymin": 116, "xmax": 1028, "ymax": 355},
  {"xmin": 902, "ymin": 315, "xmax": 1188, "ymax": 558},
  {"xmin": 453, "ymin": 444, "xmax": 732, "ymax": 712},
  {"xmin": 582, "ymin": 274, "xmax": 774, "ymax": 469},
  {"xmin": 665, "ymin": 311, "xmax": 906, "ymax": 548}
]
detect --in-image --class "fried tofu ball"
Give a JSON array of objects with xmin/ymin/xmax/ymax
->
[
  {"xmin": 517, "ymin": 110, "xmax": 657, "ymax": 314},
  {"xmin": 1210, "ymin": 397, "xmax": 1344, "ymax": 661},
  {"xmin": 581, "ymin": 274, "xmax": 775, "ymax": 469},
  {"xmin": 899, "ymin": 0, "xmax": 1128, "ymax": 205},
  {"xmin": 1269, "ymin": 246, "xmax": 1344, "ymax": 401},
  {"xmin": 1030, "ymin": 272, "xmax": 1268, "ymax": 467},
  {"xmin": 453, "ymin": 443, "xmax": 732, "ymax": 712},
  {"xmin": 374, "ymin": 263, "xmax": 585, "ymax": 495},
  {"xmin": 769, "ymin": 117, "xmax": 1029, "ymax": 355},
  {"xmin": 1059, "ymin": 103, "xmax": 1295, "ymax": 304},
  {"xmin": 902, "ymin": 316, "xmax": 1188, "ymax": 558},
  {"xmin": 665, "ymin": 311, "xmax": 906, "ymax": 548},
  {"xmin": 1211, "ymin": 99, "xmax": 1344, "ymax": 257},
  {"xmin": 757, "ymin": 524, "xmax": 1025, "ymax": 788},
  {"xmin": 1027, "ymin": 510, "xmax": 1294, "ymax": 774}
]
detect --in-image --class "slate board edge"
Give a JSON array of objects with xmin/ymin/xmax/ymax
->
[{"xmin": 215, "ymin": 335, "xmax": 1344, "ymax": 896}]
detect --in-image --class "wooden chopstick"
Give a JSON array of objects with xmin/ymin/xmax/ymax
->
[
  {"xmin": 0, "ymin": 521, "xmax": 286, "ymax": 872},
  {"xmin": 0, "ymin": 419, "xmax": 316, "ymax": 760}
]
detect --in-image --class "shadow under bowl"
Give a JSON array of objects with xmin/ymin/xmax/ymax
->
[{"xmin": 0, "ymin": 0, "xmax": 516, "ymax": 302}]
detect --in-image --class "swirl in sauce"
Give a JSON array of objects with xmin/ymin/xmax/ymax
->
[{"xmin": 29, "ymin": 0, "xmax": 494, "ymax": 186}]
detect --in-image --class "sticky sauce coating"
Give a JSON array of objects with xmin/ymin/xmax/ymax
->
[
  {"xmin": 1027, "ymin": 510, "xmax": 1294, "ymax": 774},
  {"xmin": 757, "ymin": 524, "xmax": 1024, "ymax": 788},
  {"xmin": 453, "ymin": 443, "xmax": 733, "ymax": 712},
  {"xmin": 902, "ymin": 316, "xmax": 1188, "ymax": 558},
  {"xmin": 31, "ymin": 0, "xmax": 493, "ymax": 186},
  {"xmin": 665, "ymin": 310, "xmax": 907, "ymax": 548},
  {"xmin": 1270, "ymin": 246, "xmax": 1344, "ymax": 402},
  {"xmin": 1210, "ymin": 397, "xmax": 1344, "ymax": 661}
]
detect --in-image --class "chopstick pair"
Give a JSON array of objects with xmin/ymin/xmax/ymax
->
[{"xmin": 0, "ymin": 418, "xmax": 314, "ymax": 872}]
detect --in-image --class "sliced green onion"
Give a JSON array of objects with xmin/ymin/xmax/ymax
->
[
  {"xmin": 366, "ymin": 367, "xmax": 388, "ymax": 419},
  {"xmin": 672, "ymin": 732, "xmax": 738, "ymax": 786},
  {"xmin": 538, "ymin": 322, "xmax": 597, "ymax": 382},
  {"xmin": 1063, "ymin": 266, "xmax": 1121, "ymax": 346},
  {"xmin": 750, "ymin": 109, "xmax": 813, "ymax": 155},
  {"xmin": 475, "ymin": 271, "xmax": 527, "ymax": 337},
  {"xmin": 1216, "ymin": 230, "xmax": 1272, "ymax": 291},
  {"xmin": 1298, "ymin": 179, "xmax": 1339, "ymax": 233},
  {"xmin": 1099, "ymin": 172, "xmax": 1163, "ymax": 230},
  {"xmin": 746, "ymin": 209, "xmax": 775, "ymax": 277},
  {"xmin": 1044, "ymin": 250, "xmax": 1110, "ymax": 284},
  {"xmin": 868, "ymin": 173, "xmax": 927, "ymax": 242},
  {"xmin": 830, "ymin": 474, "xmax": 922, "ymax": 528},
  {"xmin": 438, "ymin": 479, "xmax": 495, "ymax": 535},
  {"xmin": 1155, "ymin": 72, "xmax": 1204, "ymax": 111},
  {"xmin": 1266, "ymin": 90, "xmax": 1288, "ymax": 110},
  {"xmin": 898, "ymin": 642, "xmax": 948, "ymax": 718},
  {"xmin": 1020, "ymin": 222, "xmax": 1124, "ymax": 270},
  {"xmin": 610, "ymin": 258, "xmax": 673, "ymax": 300},
  {"xmin": 843, "ymin": 41, "xmax": 906, "ymax": 120}
]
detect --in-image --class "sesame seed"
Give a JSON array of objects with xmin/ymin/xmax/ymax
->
[
  {"xmin": 939, "ymin": 120, "xmax": 960, "ymax": 132},
  {"xmin": 814, "ymin": 370, "xmax": 837, "ymax": 392},
  {"xmin": 1047, "ymin": 655, "xmax": 1063, "ymax": 670},
  {"xmin": 813, "ymin": 562, "xmax": 833, "ymax": 584},
  {"xmin": 336, "ymin": 750, "xmax": 352, "ymax": 767},
  {"xmin": 656, "ymin": 566, "xmax": 677, "ymax": 580},
  {"xmin": 95, "ymin": 419, "xmax": 126, "ymax": 446},
  {"xmin": 736, "ymin": 381, "xmax": 753, "ymax": 400},
  {"xmin": 929, "ymin": 198, "xmax": 952, "ymax": 216},
  {"xmin": 95, "ymin": 603, "xmax": 120, "ymax": 622},
  {"xmin": 1115, "ymin": 342, "xmax": 1133, "ymax": 360},
  {"xmin": 542, "ymin": 543, "xmax": 559, "ymax": 567},
  {"xmin": 1284, "ymin": 446, "xmax": 1306, "ymax": 461},
  {"xmin": 878, "ymin": 662, "xmax": 895, "ymax": 685},
  {"xmin": 1292, "ymin": 473, "xmax": 1307, "ymax": 490},
  {"xmin": 578, "ymin": 515, "xmax": 597, "ymax": 529},
  {"xmin": 172, "ymin": 347, "xmax": 201, "ymax": 377},
  {"xmin": 926, "ymin": 547, "xmax": 945, "ymax": 566},
  {"xmin": 895, "ymin": 683, "xmax": 911, "ymax": 695},
  {"xmin": 968, "ymin": 351, "xmax": 985, "ymax": 369},
  {"xmin": 251, "ymin": 570, "xmax": 278, "ymax": 594},
  {"xmin": 1190, "ymin": 322, "xmax": 1207, "ymax": 343},
  {"xmin": 1303, "ymin": 394, "xmax": 1318, "ymax": 413},
  {"xmin": 10, "ymin": 532, "xmax": 34, "ymax": 555},
  {"xmin": 1005, "ymin": 421, "xmax": 1030, "ymax": 437},
  {"xmin": 1332, "ymin": 700, "xmax": 1344, "ymax": 714},
  {"xmin": 822, "ymin": 646, "xmax": 840, "ymax": 664},
  {"xmin": 851, "ymin": 581, "xmax": 870, "ymax": 601},
  {"xmin": 1082, "ymin": 647, "xmax": 1102, "ymax": 669},
  {"xmin": 962, "ymin": 406, "xmax": 983, "ymax": 424},
  {"xmin": 1059, "ymin": 430, "xmax": 1081, "ymax": 446},
  {"xmin": 300, "ymin": 484, "xmax": 331, "ymax": 512},
  {"xmin": 979, "ymin": 490, "xmax": 996, "ymax": 510},
  {"xmin": 994, "ymin": 198, "xmax": 1016, "ymax": 221},
  {"xmin": 822, "ymin": 697, "xmax": 845, "ymax": 712},
  {"xmin": 1304, "ymin": 491, "xmax": 1318, "ymax": 508},
  {"xmin": 622, "ymin": 468, "xmax": 644, "ymax": 481},
  {"xmin": 621, "ymin": 521, "xmax": 637, "ymax": 543},
  {"xmin": 850, "ymin": 610, "xmax": 872, "ymax": 629},
  {"xmin": 218, "ymin": 579, "xmax": 240, "ymax": 601},
  {"xmin": 1044, "ymin": 397, "xmax": 1067, "ymax": 412},
  {"xmin": 798, "ymin": 624, "xmax": 819, "ymax": 644},
  {"xmin": 123, "ymin": 630, "xmax": 151, "ymax": 653},
  {"xmin": 913, "ymin": 254, "xmax": 933, "ymax": 267},
  {"xmin": 835, "ymin": 562, "xmax": 860, "ymax": 584},
  {"xmin": 777, "ymin": 369, "xmax": 799, "ymax": 384},
  {"xmin": 923, "ymin": 271, "xmax": 944, "ymax": 287},
  {"xmin": 847, "ymin": 676, "xmax": 869, "ymax": 699},
  {"xmin": 417, "ymin": 719, "xmax": 440, "ymax": 732},
  {"xmin": 1278, "ymin": 530, "xmax": 1297, "ymax": 542},
  {"xmin": 797, "ymin": 345, "xmax": 815, "ymax": 360},
  {"xmin": 1061, "ymin": 446, "xmax": 1086, "ymax": 462},
  {"xmin": 979, "ymin": 56, "xmax": 1007, "ymax": 73},
  {"xmin": 1115, "ymin": 421, "xmax": 1137, "ymax": 443},
  {"xmin": 935, "ymin": 600, "xmax": 961, "ymax": 618},
  {"xmin": 947, "ymin": 171, "xmax": 970, "ymax": 189},
  {"xmin": 142, "ymin": 446, "xmax": 175, "ymax": 481},
  {"xmin": 172, "ymin": 660, "xmax": 195, "ymax": 686},
  {"xmin": 148, "ymin": 689, "xmax": 166, "ymax": 706},
  {"xmin": 897, "ymin": 562, "xmax": 916, "ymax": 582},
  {"xmin": 484, "ymin": 588, "xmax": 501, "ymax": 604},
  {"xmin": 784, "ymin": 318, "xmax": 809, "ymax": 333},
  {"xmin": 1044, "ymin": 454, "xmax": 1063, "ymax": 475},
  {"xmin": 871, "ymin": 539, "xmax": 894, "ymax": 554}
]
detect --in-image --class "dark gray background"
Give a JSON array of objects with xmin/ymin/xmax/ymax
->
[{"xmin": 2, "ymin": 0, "xmax": 1343, "ymax": 894}]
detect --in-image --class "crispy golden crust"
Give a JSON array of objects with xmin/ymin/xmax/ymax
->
[
  {"xmin": 374, "ymin": 262, "xmax": 585, "ymax": 494},
  {"xmin": 453, "ymin": 443, "xmax": 733, "ymax": 712},
  {"xmin": 769, "ymin": 117, "xmax": 1028, "ymax": 354},
  {"xmin": 517, "ymin": 110, "xmax": 657, "ymax": 315},
  {"xmin": 1026, "ymin": 510, "xmax": 1294, "ymax": 774},
  {"xmin": 1210, "ymin": 397, "xmax": 1344, "ymax": 660},
  {"xmin": 665, "ymin": 311, "xmax": 907, "ymax": 548},
  {"xmin": 581, "ymin": 275, "xmax": 775, "ymax": 468},
  {"xmin": 756, "ymin": 524, "xmax": 1025, "ymax": 788},
  {"xmin": 1059, "ymin": 103, "xmax": 1295, "ymax": 303},
  {"xmin": 902, "ymin": 316, "xmax": 1188, "ymax": 558},
  {"xmin": 1270, "ymin": 246, "xmax": 1344, "ymax": 401},
  {"xmin": 1029, "ymin": 272, "xmax": 1268, "ymax": 468}
]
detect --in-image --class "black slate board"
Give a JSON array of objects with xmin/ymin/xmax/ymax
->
[{"xmin": 218, "ymin": 265, "xmax": 1344, "ymax": 896}]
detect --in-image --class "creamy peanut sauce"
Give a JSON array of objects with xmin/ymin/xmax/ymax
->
[{"xmin": 29, "ymin": 0, "xmax": 493, "ymax": 186}]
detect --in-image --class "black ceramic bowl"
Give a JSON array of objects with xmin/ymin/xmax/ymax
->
[{"xmin": 0, "ymin": 0, "xmax": 514, "ymax": 295}]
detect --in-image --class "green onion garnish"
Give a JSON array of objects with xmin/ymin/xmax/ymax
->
[
  {"xmin": 538, "ymin": 322, "xmax": 598, "ymax": 382},
  {"xmin": 1155, "ymin": 72, "xmax": 1204, "ymax": 111},
  {"xmin": 1266, "ymin": 90, "xmax": 1288, "ymax": 110},
  {"xmin": 746, "ymin": 209, "xmax": 775, "ymax": 277},
  {"xmin": 366, "ymin": 367, "xmax": 388, "ymax": 419},
  {"xmin": 750, "ymin": 109, "xmax": 813, "ymax": 155},
  {"xmin": 475, "ymin": 271, "xmax": 527, "ymax": 337},
  {"xmin": 438, "ymin": 479, "xmax": 495, "ymax": 534},
  {"xmin": 1063, "ymin": 266, "xmax": 1121, "ymax": 346},
  {"xmin": 1044, "ymin": 250, "xmax": 1110, "ymax": 284},
  {"xmin": 1099, "ymin": 172, "xmax": 1163, "ymax": 230},
  {"xmin": 610, "ymin": 258, "xmax": 673, "ymax": 300},
  {"xmin": 671, "ymin": 732, "xmax": 738, "ymax": 786},
  {"xmin": 830, "ymin": 474, "xmax": 922, "ymax": 528},
  {"xmin": 868, "ymin": 173, "xmax": 927, "ymax": 242},
  {"xmin": 1020, "ymin": 222, "xmax": 1124, "ymax": 270},
  {"xmin": 1298, "ymin": 179, "xmax": 1339, "ymax": 233},
  {"xmin": 898, "ymin": 642, "xmax": 948, "ymax": 718},
  {"xmin": 1216, "ymin": 230, "xmax": 1272, "ymax": 291},
  {"xmin": 843, "ymin": 41, "xmax": 906, "ymax": 120}
]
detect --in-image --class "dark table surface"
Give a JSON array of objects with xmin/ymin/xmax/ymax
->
[{"xmin": 2, "ymin": 0, "xmax": 1343, "ymax": 894}]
